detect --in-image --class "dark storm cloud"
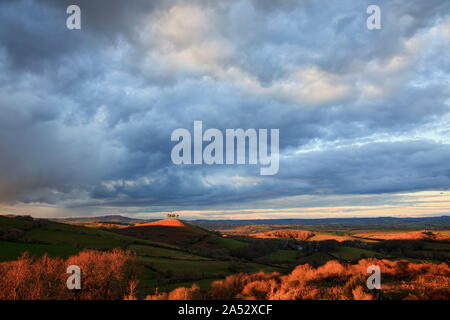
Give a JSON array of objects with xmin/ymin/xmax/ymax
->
[
  {"xmin": 281, "ymin": 141, "xmax": 450, "ymax": 194},
  {"xmin": 0, "ymin": 0, "xmax": 449, "ymax": 214},
  {"xmin": 80, "ymin": 140, "xmax": 450, "ymax": 208}
]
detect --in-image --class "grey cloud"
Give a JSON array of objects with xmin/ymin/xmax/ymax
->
[{"xmin": 0, "ymin": 0, "xmax": 449, "ymax": 215}]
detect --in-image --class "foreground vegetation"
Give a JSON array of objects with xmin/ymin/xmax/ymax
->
[
  {"xmin": 147, "ymin": 259, "xmax": 450, "ymax": 300},
  {"xmin": 0, "ymin": 249, "xmax": 138, "ymax": 300},
  {"xmin": 0, "ymin": 215, "xmax": 280, "ymax": 294},
  {"xmin": 0, "ymin": 215, "xmax": 449, "ymax": 299},
  {"xmin": 1, "ymin": 252, "xmax": 448, "ymax": 300}
]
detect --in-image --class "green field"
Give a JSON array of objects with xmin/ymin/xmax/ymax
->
[
  {"xmin": 245, "ymin": 262, "xmax": 281, "ymax": 273},
  {"xmin": 21, "ymin": 229, "xmax": 126, "ymax": 249},
  {"xmin": 0, "ymin": 241, "xmax": 79, "ymax": 261},
  {"xmin": 208, "ymin": 236, "xmax": 247, "ymax": 249},
  {"xmin": 331, "ymin": 246, "xmax": 379, "ymax": 260},
  {"xmin": 422, "ymin": 241, "xmax": 450, "ymax": 250},
  {"xmin": 265, "ymin": 249, "xmax": 298, "ymax": 263},
  {"xmin": 128, "ymin": 244, "xmax": 210, "ymax": 261},
  {"xmin": 138, "ymin": 255, "xmax": 281, "ymax": 293},
  {"xmin": 143, "ymin": 256, "xmax": 231, "ymax": 275},
  {"xmin": 297, "ymin": 252, "xmax": 333, "ymax": 266}
]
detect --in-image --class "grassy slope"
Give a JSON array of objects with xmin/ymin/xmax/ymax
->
[
  {"xmin": 205, "ymin": 235, "xmax": 247, "ymax": 249},
  {"xmin": 330, "ymin": 246, "xmax": 379, "ymax": 260},
  {"xmin": 297, "ymin": 252, "xmax": 333, "ymax": 266},
  {"xmin": 1, "ymin": 219, "xmax": 177, "ymax": 257},
  {"xmin": 111, "ymin": 219, "xmax": 281, "ymax": 292},
  {"xmin": 115, "ymin": 219, "xmax": 247, "ymax": 249},
  {"xmin": 0, "ymin": 241, "xmax": 79, "ymax": 262},
  {"xmin": 308, "ymin": 232, "xmax": 356, "ymax": 242},
  {"xmin": 0, "ymin": 216, "xmax": 36, "ymax": 228},
  {"xmin": 265, "ymin": 249, "xmax": 298, "ymax": 263},
  {"xmin": 129, "ymin": 244, "xmax": 211, "ymax": 261},
  {"xmin": 0, "ymin": 216, "xmax": 278, "ymax": 294},
  {"xmin": 422, "ymin": 241, "xmax": 450, "ymax": 250}
]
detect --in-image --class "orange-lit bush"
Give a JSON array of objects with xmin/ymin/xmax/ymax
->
[
  {"xmin": 153, "ymin": 259, "xmax": 449, "ymax": 300},
  {"xmin": 251, "ymin": 229, "xmax": 314, "ymax": 241},
  {"xmin": 145, "ymin": 284, "xmax": 201, "ymax": 300},
  {"xmin": 66, "ymin": 249, "xmax": 140, "ymax": 299},
  {"xmin": 0, "ymin": 253, "xmax": 66, "ymax": 299},
  {"xmin": 0, "ymin": 249, "xmax": 139, "ymax": 300}
]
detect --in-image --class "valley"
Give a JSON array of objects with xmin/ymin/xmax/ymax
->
[{"xmin": 1, "ymin": 214, "xmax": 449, "ymax": 299}]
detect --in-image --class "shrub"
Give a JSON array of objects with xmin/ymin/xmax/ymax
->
[
  {"xmin": 0, "ymin": 249, "xmax": 139, "ymax": 300},
  {"xmin": 166, "ymin": 259, "xmax": 450, "ymax": 300}
]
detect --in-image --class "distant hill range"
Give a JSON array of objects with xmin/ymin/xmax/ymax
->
[
  {"xmin": 52, "ymin": 215, "xmax": 155, "ymax": 225},
  {"xmin": 192, "ymin": 216, "xmax": 450, "ymax": 230},
  {"xmin": 52, "ymin": 215, "xmax": 450, "ymax": 230}
]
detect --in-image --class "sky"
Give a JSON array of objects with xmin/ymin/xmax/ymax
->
[{"xmin": 0, "ymin": 0, "xmax": 449, "ymax": 220}]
